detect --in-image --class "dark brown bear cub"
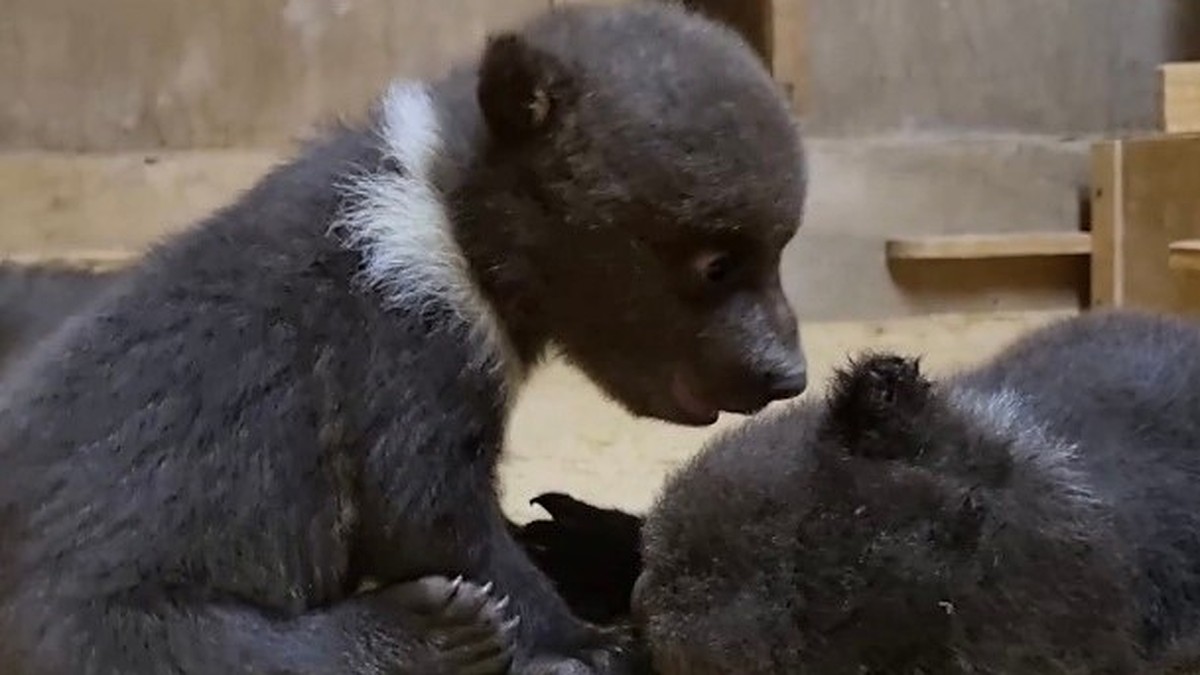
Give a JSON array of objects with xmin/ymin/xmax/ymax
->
[
  {"xmin": 0, "ymin": 3, "xmax": 807, "ymax": 674},
  {"xmin": 523, "ymin": 310, "xmax": 1200, "ymax": 674}
]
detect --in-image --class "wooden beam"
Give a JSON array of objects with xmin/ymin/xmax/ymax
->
[
  {"xmin": 0, "ymin": 249, "xmax": 140, "ymax": 273},
  {"xmin": 1161, "ymin": 62, "xmax": 1200, "ymax": 134},
  {"xmin": 0, "ymin": 0, "xmax": 548, "ymax": 151},
  {"xmin": 885, "ymin": 232, "xmax": 1093, "ymax": 261},
  {"xmin": 0, "ymin": 151, "xmax": 278, "ymax": 254},
  {"xmin": 1169, "ymin": 239, "xmax": 1200, "ymax": 273},
  {"xmin": 771, "ymin": 0, "xmax": 808, "ymax": 113},
  {"xmin": 1089, "ymin": 134, "xmax": 1200, "ymax": 315},
  {"xmin": 1089, "ymin": 140, "xmax": 1121, "ymax": 308}
]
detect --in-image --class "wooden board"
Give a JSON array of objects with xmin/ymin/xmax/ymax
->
[
  {"xmin": 885, "ymin": 232, "xmax": 1092, "ymax": 261},
  {"xmin": 0, "ymin": 150, "xmax": 279, "ymax": 253},
  {"xmin": 1, "ymin": 0, "xmax": 808, "ymax": 150},
  {"xmin": 1089, "ymin": 134, "xmax": 1200, "ymax": 315},
  {"xmin": 0, "ymin": 0, "xmax": 547, "ymax": 151},
  {"xmin": 771, "ymin": 0, "xmax": 808, "ymax": 112},
  {"xmin": 1162, "ymin": 62, "xmax": 1200, "ymax": 134},
  {"xmin": 1089, "ymin": 141, "xmax": 1121, "ymax": 307},
  {"xmin": 1169, "ymin": 239, "xmax": 1200, "ymax": 273},
  {"xmin": 0, "ymin": 250, "xmax": 140, "ymax": 273}
]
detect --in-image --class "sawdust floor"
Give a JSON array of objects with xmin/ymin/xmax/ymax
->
[{"xmin": 499, "ymin": 308, "xmax": 1076, "ymax": 523}]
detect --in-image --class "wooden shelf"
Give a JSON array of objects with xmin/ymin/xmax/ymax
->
[
  {"xmin": 1169, "ymin": 239, "xmax": 1200, "ymax": 273},
  {"xmin": 0, "ymin": 249, "xmax": 140, "ymax": 273},
  {"xmin": 885, "ymin": 232, "xmax": 1093, "ymax": 261}
]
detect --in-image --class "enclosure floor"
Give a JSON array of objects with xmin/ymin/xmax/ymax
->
[{"xmin": 500, "ymin": 308, "xmax": 1075, "ymax": 522}]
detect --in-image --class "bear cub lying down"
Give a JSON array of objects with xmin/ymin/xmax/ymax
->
[{"xmin": 518, "ymin": 310, "xmax": 1200, "ymax": 674}]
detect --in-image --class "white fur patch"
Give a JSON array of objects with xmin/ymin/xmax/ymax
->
[
  {"xmin": 947, "ymin": 386, "xmax": 1097, "ymax": 506},
  {"xmin": 331, "ymin": 82, "xmax": 521, "ymax": 391}
]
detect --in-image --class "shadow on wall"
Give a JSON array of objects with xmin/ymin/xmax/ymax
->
[{"xmin": 1169, "ymin": 0, "xmax": 1200, "ymax": 60}]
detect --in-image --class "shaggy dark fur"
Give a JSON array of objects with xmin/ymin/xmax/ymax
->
[
  {"xmin": 522, "ymin": 310, "xmax": 1200, "ymax": 674},
  {"xmin": 0, "ymin": 3, "xmax": 807, "ymax": 675}
]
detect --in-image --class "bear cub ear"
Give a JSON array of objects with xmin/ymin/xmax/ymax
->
[
  {"xmin": 477, "ymin": 33, "xmax": 579, "ymax": 144},
  {"xmin": 822, "ymin": 352, "xmax": 933, "ymax": 460}
]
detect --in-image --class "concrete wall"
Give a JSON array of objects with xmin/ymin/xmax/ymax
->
[
  {"xmin": 783, "ymin": 137, "xmax": 1091, "ymax": 320},
  {"xmin": 801, "ymin": 0, "xmax": 1200, "ymax": 136},
  {"xmin": 775, "ymin": 0, "xmax": 1200, "ymax": 319}
]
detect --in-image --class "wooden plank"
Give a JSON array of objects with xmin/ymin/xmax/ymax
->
[
  {"xmin": 1161, "ymin": 62, "xmax": 1200, "ymax": 134},
  {"xmin": 0, "ymin": 249, "xmax": 140, "ymax": 273},
  {"xmin": 1089, "ymin": 140, "xmax": 1121, "ymax": 308},
  {"xmin": 0, "ymin": 0, "xmax": 548, "ymax": 151},
  {"xmin": 884, "ymin": 232, "xmax": 1092, "ymax": 261},
  {"xmin": 771, "ymin": 0, "xmax": 808, "ymax": 112},
  {"xmin": 1093, "ymin": 133, "xmax": 1200, "ymax": 315},
  {"xmin": 1169, "ymin": 239, "xmax": 1200, "ymax": 273},
  {"xmin": 0, "ymin": 150, "xmax": 280, "ymax": 253}
]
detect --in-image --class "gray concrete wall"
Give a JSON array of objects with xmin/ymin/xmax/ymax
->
[
  {"xmin": 801, "ymin": 0, "xmax": 1200, "ymax": 136},
  {"xmin": 783, "ymin": 137, "xmax": 1090, "ymax": 320},
  {"xmin": 779, "ymin": 0, "xmax": 1200, "ymax": 320}
]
